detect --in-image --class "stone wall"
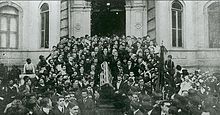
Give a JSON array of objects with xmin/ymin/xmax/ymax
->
[{"xmin": 156, "ymin": 1, "xmax": 220, "ymax": 73}]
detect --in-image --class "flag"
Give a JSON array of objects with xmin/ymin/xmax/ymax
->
[{"xmin": 100, "ymin": 61, "xmax": 112, "ymax": 86}]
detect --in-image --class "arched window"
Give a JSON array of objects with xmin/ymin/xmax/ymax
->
[
  {"xmin": 40, "ymin": 3, "xmax": 49, "ymax": 48},
  {"xmin": 208, "ymin": 2, "xmax": 220, "ymax": 48},
  {"xmin": 171, "ymin": 0, "xmax": 183, "ymax": 47},
  {"xmin": 0, "ymin": 6, "xmax": 19, "ymax": 48}
]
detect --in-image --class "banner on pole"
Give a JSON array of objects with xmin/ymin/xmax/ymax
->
[{"xmin": 100, "ymin": 61, "xmax": 112, "ymax": 86}]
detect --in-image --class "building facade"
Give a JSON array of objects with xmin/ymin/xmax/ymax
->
[
  {"xmin": 0, "ymin": 0, "xmax": 220, "ymax": 72},
  {"xmin": 0, "ymin": 0, "xmax": 60, "ymax": 67}
]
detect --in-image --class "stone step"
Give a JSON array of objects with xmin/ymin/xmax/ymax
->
[{"xmin": 97, "ymin": 104, "xmax": 123, "ymax": 115}]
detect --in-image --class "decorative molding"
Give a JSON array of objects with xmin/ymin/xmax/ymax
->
[
  {"xmin": 135, "ymin": 23, "xmax": 142, "ymax": 29},
  {"xmin": 0, "ymin": 49, "xmax": 50, "ymax": 52},
  {"xmin": 74, "ymin": 23, "xmax": 81, "ymax": 31}
]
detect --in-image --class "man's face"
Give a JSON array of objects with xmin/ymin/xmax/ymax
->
[
  {"xmin": 139, "ymin": 79, "xmax": 144, "ymax": 85},
  {"xmin": 128, "ymin": 81, "xmax": 133, "ymax": 86},
  {"xmin": 69, "ymin": 57, "xmax": 73, "ymax": 62},
  {"xmin": 168, "ymin": 57, "xmax": 172, "ymax": 60},
  {"xmin": 57, "ymin": 98, "xmax": 65, "ymax": 107},
  {"xmin": 182, "ymin": 91, "xmax": 189, "ymax": 97},
  {"xmin": 129, "ymin": 72, "xmax": 134, "ymax": 77},
  {"xmin": 128, "ymin": 60, "xmax": 132, "ymax": 65},
  {"xmin": 82, "ymin": 92, "xmax": 88, "ymax": 98},
  {"xmin": 9, "ymin": 80, "xmax": 13, "ymax": 85},
  {"xmin": 87, "ymin": 86, "xmax": 93, "ymax": 92},
  {"xmin": 103, "ymin": 49, "xmax": 108, "ymax": 54},
  {"xmin": 90, "ymin": 81, "xmax": 94, "ymax": 87},
  {"xmin": 146, "ymin": 36, "xmax": 150, "ymax": 41},
  {"xmin": 65, "ymin": 95, "xmax": 70, "ymax": 102},
  {"xmin": 138, "ymin": 58, "xmax": 143, "ymax": 63},
  {"xmin": 94, "ymin": 47, "xmax": 99, "ymax": 52},
  {"xmin": 91, "ymin": 52, "xmax": 95, "ymax": 57},
  {"xmin": 117, "ymin": 76, "xmax": 122, "ymax": 81},
  {"xmin": 161, "ymin": 102, "xmax": 171, "ymax": 113},
  {"xmin": 69, "ymin": 106, "xmax": 79, "ymax": 115},
  {"xmin": 58, "ymin": 55, "xmax": 63, "ymax": 60},
  {"xmin": 27, "ymin": 60, "xmax": 31, "ymax": 64},
  {"xmin": 132, "ymin": 94, "xmax": 139, "ymax": 102}
]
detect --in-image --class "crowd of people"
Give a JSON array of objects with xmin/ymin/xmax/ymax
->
[{"xmin": 0, "ymin": 35, "xmax": 220, "ymax": 115}]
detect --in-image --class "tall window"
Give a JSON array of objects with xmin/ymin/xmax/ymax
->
[
  {"xmin": 40, "ymin": 3, "xmax": 49, "ymax": 48},
  {"xmin": 171, "ymin": 0, "xmax": 183, "ymax": 47},
  {"xmin": 208, "ymin": 2, "xmax": 220, "ymax": 48},
  {"xmin": 0, "ymin": 6, "xmax": 18, "ymax": 48}
]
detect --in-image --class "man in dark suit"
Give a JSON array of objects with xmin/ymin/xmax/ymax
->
[
  {"xmin": 123, "ymin": 60, "xmax": 134, "ymax": 74},
  {"xmin": 77, "ymin": 89, "xmax": 96, "ymax": 115},
  {"xmin": 174, "ymin": 65, "xmax": 182, "ymax": 93},
  {"xmin": 165, "ymin": 55, "xmax": 175, "ymax": 76},
  {"xmin": 49, "ymin": 95, "xmax": 67, "ymax": 115},
  {"xmin": 66, "ymin": 57, "xmax": 74, "ymax": 76},
  {"xmin": 112, "ymin": 75, "xmax": 129, "ymax": 109},
  {"xmin": 113, "ymin": 75, "xmax": 129, "ymax": 95},
  {"xmin": 98, "ymin": 47, "xmax": 110, "ymax": 63},
  {"xmin": 33, "ymin": 97, "xmax": 52, "ymax": 115},
  {"xmin": 109, "ymin": 50, "xmax": 120, "ymax": 81}
]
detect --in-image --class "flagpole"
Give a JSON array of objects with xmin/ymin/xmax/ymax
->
[{"xmin": 160, "ymin": 41, "xmax": 165, "ymax": 98}]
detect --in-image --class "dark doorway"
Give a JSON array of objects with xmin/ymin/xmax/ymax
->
[{"xmin": 91, "ymin": 0, "xmax": 125, "ymax": 37}]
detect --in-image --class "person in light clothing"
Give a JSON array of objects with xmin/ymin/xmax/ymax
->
[
  {"xmin": 23, "ymin": 58, "xmax": 35, "ymax": 74},
  {"xmin": 178, "ymin": 76, "xmax": 192, "ymax": 96}
]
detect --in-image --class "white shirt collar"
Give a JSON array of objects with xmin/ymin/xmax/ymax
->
[
  {"xmin": 42, "ymin": 108, "xmax": 50, "ymax": 114},
  {"xmin": 134, "ymin": 109, "xmax": 139, "ymax": 115},
  {"xmin": 161, "ymin": 111, "xmax": 166, "ymax": 115},
  {"xmin": 64, "ymin": 102, "xmax": 69, "ymax": 108},
  {"xmin": 58, "ymin": 106, "xmax": 64, "ymax": 112}
]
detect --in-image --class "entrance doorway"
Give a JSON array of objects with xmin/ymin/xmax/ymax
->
[{"xmin": 91, "ymin": 0, "xmax": 125, "ymax": 37}]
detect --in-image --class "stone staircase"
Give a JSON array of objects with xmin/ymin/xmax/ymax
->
[{"xmin": 97, "ymin": 104, "xmax": 123, "ymax": 115}]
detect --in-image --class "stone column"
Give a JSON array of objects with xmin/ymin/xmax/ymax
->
[
  {"xmin": 70, "ymin": 0, "xmax": 91, "ymax": 38},
  {"xmin": 125, "ymin": 0, "xmax": 147, "ymax": 37},
  {"xmin": 60, "ymin": 0, "xmax": 69, "ymax": 37}
]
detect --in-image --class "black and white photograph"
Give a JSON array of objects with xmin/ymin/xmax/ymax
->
[{"xmin": 0, "ymin": 0, "xmax": 220, "ymax": 115}]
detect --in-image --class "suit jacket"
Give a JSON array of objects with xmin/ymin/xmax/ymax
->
[
  {"xmin": 149, "ymin": 107, "xmax": 162, "ymax": 115},
  {"xmin": 77, "ymin": 97, "xmax": 95, "ymax": 115},
  {"xmin": 113, "ymin": 80, "xmax": 130, "ymax": 95},
  {"xmin": 109, "ymin": 56, "xmax": 120, "ymax": 76},
  {"xmin": 98, "ymin": 53, "xmax": 110, "ymax": 63},
  {"xmin": 165, "ymin": 60, "xmax": 175, "ymax": 75},
  {"xmin": 65, "ymin": 62, "xmax": 74, "ymax": 75},
  {"xmin": 33, "ymin": 107, "xmax": 49, "ymax": 115},
  {"xmin": 123, "ymin": 63, "xmax": 134, "ymax": 74},
  {"xmin": 49, "ymin": 106, "xmax": 67, "ymax": 115}
]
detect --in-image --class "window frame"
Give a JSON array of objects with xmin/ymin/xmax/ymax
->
[
  {"xmin": 0, "ymin": 6, "xmax": 19, "ymax": 49},
  {"xmin": 40, "ymin": 3, "xmax": 49, "ymax": 49},
  {"xmin": 171, "ymin": 0, "xmax": 183, "ymax": 48}
]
